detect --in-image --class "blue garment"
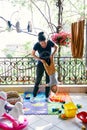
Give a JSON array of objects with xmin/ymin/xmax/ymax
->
[{"xmin": 33, "ymin": 40, "xmax": 54, "ymax": 64}]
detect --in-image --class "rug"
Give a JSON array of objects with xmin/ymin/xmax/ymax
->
[
  {"xmin": 49, "ymin": 92, "xmax": 72, "ymax": 102},
  {"xmin": 48, "ymin": 102, "xmax": 64, "ymax": 115},
  {"xmin": 22, "ymin": 92, "xmax": 72, "ymax": 115},
  {"xmin": 23, "ymin": 92, "xmax": 48, "ymax": 115},
  {"xmin": 48, "ymin": 92, "xmax": 72, "ymax": 115}
]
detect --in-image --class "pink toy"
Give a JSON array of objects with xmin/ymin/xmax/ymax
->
[
  {"xmin": 0, "ymin": 113, "xmax": 28, "ymax": 130},
  {"xmin": 0, "ymin": 91, "xmax": 28, "ymax": 129}
]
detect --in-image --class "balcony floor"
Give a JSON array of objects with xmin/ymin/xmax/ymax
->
[{"xmin": 23, "ymin": 93, "xmax": 87, "ymax": 130}]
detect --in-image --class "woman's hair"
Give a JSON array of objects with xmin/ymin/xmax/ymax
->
[{"xmin": 38, "ymin": 32, "xmax": 46, "ymax": 41}]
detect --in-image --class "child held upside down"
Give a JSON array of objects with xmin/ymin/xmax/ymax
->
[{"xmin": 41, "ymin": 56, "xmax": 59, "ymax": 93}]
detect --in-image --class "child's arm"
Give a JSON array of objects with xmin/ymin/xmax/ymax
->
[
  {"xmin": 41, "ymin": 58, "xmax": 55, "ymax": 76},
  {"xmin": 41, "ymin": 59, "xmax": 47, "ymax": 65},
  {"xmin": 41, "ymin": 60, "xmax": 50, "ymax": 75}
]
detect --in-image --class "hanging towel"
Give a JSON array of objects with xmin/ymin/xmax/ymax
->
[
  {"xmin": 42, "ymin": 58, "xmax": 56, "ymax": 76},
  {"xmin": 86, "ymin": 22, "xmax": 87, "ymax": 70},
  {"xmin": 71, "ymin": 22, "xmax": 78, "ymax": 58},
  {"xmin": 71, "ymin": 20, "xmax": 85, "ymax": 58}
]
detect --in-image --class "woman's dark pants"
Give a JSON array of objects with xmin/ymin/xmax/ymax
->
[{"xmin": 33, "ymin": 62, "xmax": 50, "ymax": 98}]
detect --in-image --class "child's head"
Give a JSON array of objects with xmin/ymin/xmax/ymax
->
[{"xmin": 51, "ymin": 85, "xmax": 57, "ymax": 93}]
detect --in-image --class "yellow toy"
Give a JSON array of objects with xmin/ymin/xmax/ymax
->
[{"xmin": 64, "ymin": 102, "xmax": 77, "ymax": 118}]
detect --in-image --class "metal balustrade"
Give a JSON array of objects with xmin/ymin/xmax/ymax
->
[
  {"xmin": 0, "ymin": 57, "xmax": 86, "ymax": 85},
  {"xmin": 55, "ymin": 57, "xmax": 87, "ymax": 84}
]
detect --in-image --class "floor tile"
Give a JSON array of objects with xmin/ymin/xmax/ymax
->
[
  {"xmin": 23, "ymin": 126, "xmax": 34, "ymax": 130},
  {"xmin": 26, "ymin": 115, "xmax": 41, "ymax": 125},
  {"xmin": 50, "ymin": 126, "xmax": 63, "ymax": 130},
  {"xmin": 38, "ymin": 115, "xmax": 62, "ymax": 124},
  {"xmin": 70, "ymin": 93, "xmax": 87, "ymax": 107},
  {"xmin": 55, "ymin": 118, "xmax": 81, "ymax": 130},
  {"xmin": 30, "ymin": 120, "xmax": 53, "ymax": 130}
]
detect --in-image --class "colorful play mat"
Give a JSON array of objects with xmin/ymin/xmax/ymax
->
[{"xmin": 22, "ymin": 92, "xmax": 72, "ymax": 115}]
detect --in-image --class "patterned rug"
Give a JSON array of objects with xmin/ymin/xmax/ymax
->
[
  {"xmin": 49, "ymin": 92, "xmax": 72, "ymax": 102},
  {"xmin": 22, "ymin": 92, "xmax": 72, "ymax": 115},
  {"xmin": 23, "ymin": 92, "xmax": 48, "ymax": 115}
]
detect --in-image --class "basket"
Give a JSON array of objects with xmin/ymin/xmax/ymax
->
[{"xmin": 64, "ymin": 102, "xmax": 77, "ymax": 118}]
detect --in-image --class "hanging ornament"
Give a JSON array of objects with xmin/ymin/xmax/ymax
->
[
  {"xmin": 27, "ymin": 21, "xmax": 32, "ymax": 32},
  {"xmin": 7, "ymin": 21, "xmax": 12, "ymax": 28},
  {"xmin": 15, "ymin": 21, "xmax": 20, "ymax": 32}
]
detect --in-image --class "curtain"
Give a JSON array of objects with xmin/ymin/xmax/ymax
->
[
  {"xmin": 85, "ymin": 22, "xmax": 87, "ymax": 76},
  {"xmin": 71, "ymin": 20, "xmax": 85, "ymax": 58}
]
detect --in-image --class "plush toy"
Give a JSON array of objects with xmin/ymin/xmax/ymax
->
[
  {"xmin": 0, "ymin": 91, "xmax": 23, "ymax": 120},
  {"xmin": 7, "ymin": 91, "xmax": 22, "ymax": 105},
  {"xmin": 9, "ymin": 101, "xmax": 23, "ymax": 120}
]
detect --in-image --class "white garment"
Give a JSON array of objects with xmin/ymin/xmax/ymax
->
[{"xmin": 48, "ymin": 73, "xmax": 58, "ymax": 86}]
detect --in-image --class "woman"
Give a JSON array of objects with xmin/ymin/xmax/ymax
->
[{"xmin": 31, "ymin": 32, "xmax": 58, "ymax": 102}]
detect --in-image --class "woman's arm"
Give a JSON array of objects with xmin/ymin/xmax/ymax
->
[
  {"xmin": 51, "ymin": 43, "xmax": 58, "ymax": 57},
  {"xmin": 31, "ymin": 50, "xmax": 41, "ymax": 61},
  {"xmin": 32, "ymin": 50, "xmax": 49, "ymax": 65}
]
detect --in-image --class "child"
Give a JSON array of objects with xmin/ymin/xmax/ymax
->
[{"xmin": 41, "ymin": 56, "xmax": 59, "ymax": 93}]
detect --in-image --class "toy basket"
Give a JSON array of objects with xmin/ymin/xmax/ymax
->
[{"xmin": 64, "ymin": 102, "xmax": 77, "ymax": 118}]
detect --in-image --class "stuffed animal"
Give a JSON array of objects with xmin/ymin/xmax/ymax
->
[
  {"xmin": 7, "ymin": 91, "xmax": 22, "ymax": 105},
  {"xmin": 9, "ymin": 101, "xmax": 23, "ymax": 120},
  {"xmin": 0, "ymin": 91, "xmax": 23, "ymax": 120}
]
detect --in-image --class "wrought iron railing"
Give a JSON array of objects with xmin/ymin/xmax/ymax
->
[
  {"xmin": 55, "ymin": 57, "xmax": 87, "ymax": 84},
  {"xmin": 0, "ymin": 57, "xmax": 87, "ymax": 85}
]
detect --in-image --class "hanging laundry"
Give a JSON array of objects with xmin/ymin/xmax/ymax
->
[
  {"xmin": 71, "ymin": 20, "xmax": 85, "ymax": 58},
  {"xmin": 85, "ymin": 22, "xmax": 87, "ymax": 69}
]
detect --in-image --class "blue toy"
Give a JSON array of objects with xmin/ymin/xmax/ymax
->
[{"xmin": 24, "ymin": 92, "xmax": 30, "ymax": 99}]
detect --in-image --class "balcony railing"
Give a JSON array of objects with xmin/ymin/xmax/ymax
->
[{"xmin": 0, "ymin": 57, "xmax": 87, "ymax": 85}]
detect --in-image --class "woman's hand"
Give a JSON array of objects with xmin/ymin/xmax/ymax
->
[
  {"xmin": 50, "ymin": 55, "xmax": 54, "ymax": 60},
  {"xmin": 40, "ymin": 59, "xmax": 45, "ymax": 64}
]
